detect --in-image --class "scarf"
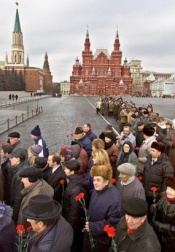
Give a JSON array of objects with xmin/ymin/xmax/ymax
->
[
  {"xmin": 166, "ymin": 194, "xmax": 175, "ymax": 204},
  {"xmin": 121, "ymin": 176, "xmax": 135, "ymax": 186}
]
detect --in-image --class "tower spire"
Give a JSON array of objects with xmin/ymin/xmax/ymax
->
[
  {"xmin": 116, "ymin": 26, "xmax": 119, "ymax": 39},
  {"xmin": 14, "ymin": 2, "xmax": 21, "ymax": 33}
]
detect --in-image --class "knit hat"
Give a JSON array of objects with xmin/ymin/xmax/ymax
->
[
  {"xmin": 117, "ymin": 163, "xmax": 136, "ymax": 176},
  {"xmin": 105, "ymin": 124, "xmax": 113, "ymax": 131},
  {"xmin": 30, "ymin": 125, "xmax": 41, "ymax": 137},
  {"xmin": 151, "ymin": 141, "xmax": 165, "ymax": 153},
  {"xmin": 34, "ymin": 157, "xmax": 48, "ymax": 169},
  {"xmin": 91, "ymin": 164, "xmax": 112, "ymax": 180},
  {"xmin": 166, "ymin": 177, "xmax": 175, "ymax": 190},
  {"xmin": 29, "ymin": 145, "xmax": 43, "ymax": 156},
  {"xmin": 63, "ymin": 159, "xmax": 80, "ymax": 171},
  {"xmin": 74, "ymin": 127, "xmax": 84, "ymax": 134},
  {"xmin": 19, "ymin": 167, "xmax": 41, "ymax": 183},
  {"xmin": 8, "ymin": 132, "xmax": 20, "ymax": 138},
  {"xmin": 124, "ymin": 198, "xmax": 148, "ymax": 217},
  {"xmin": 142, "ymin": 125, "xmax": 155, "ymax": 136}
]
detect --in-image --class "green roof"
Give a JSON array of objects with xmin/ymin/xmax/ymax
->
[{"xmin": 14, "ymin": 9, "xmax": 21, "ymax": 33}]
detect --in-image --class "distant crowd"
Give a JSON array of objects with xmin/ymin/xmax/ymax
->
[{"xmin": 0, "ymin": 97, "xmax": 175, "ymax": 252}]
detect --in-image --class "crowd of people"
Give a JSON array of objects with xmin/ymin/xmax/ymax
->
[{"xmin": 0, "ymin": 98, "xmax": 175, "ymax": 252}]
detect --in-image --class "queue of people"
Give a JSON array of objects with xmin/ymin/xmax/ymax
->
[{"xmin": 0, "ymin": 99, "xmax": 175, "ymax": 252}]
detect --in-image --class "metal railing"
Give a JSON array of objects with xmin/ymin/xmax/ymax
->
[
  {"xmin": 0, "ymin": 106, "xmax": 43, "ymax": 135},
  {"xmin": 0, "ymin": 97, "xmax": 44, "ymax": 109}
]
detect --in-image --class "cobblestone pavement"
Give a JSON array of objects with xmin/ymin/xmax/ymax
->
[{"xmin": 0, "ymin": 96, "xmax": 174, "ymax": 153}]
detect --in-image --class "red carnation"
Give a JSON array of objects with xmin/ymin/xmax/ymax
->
[
  {"xmin": 60, "ymin": 179, "xmax": 65, "ymax": 185},
  {"xmin": 1, "ymin": 142, "xmax": 5, "ymax": 147},
  {"xmin": 66, "ymin": 134, "xmax": 69, "ymax": 138},
  {"xmin": 104, "ymin": 225, "xmax": 116, "ymax": 238},
  {"xmin": 137, "ymin": 176, "xmax": 143, "ymax": 181},
  {"xmin": 26, "ymin": 226, "xmax": 32, "ymax": 232},
  {"xmin": 151, "ymin": 187, "xmax": 157, "ymax": 192},
  {"xmin": 70, "ymin": 132, "xmax": 74, "ymax": 137},
  {"xmin": 75, "ymin": 192, "xmax": 85, "ymax": 201},
  {"xmin": 110, "ymin": 178, "xmax": 116, "ymax": 184},
  {"xmin": 16, "ymin": 225, "xmax": 25, "ymax": 235}
]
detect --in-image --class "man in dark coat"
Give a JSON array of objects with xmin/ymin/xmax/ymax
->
[
  {"xmin": 115, "ymin": 198, "xmax": 161, "ymax": 252},
  {"xmin": 63, "ymin": 159, "xmax": 89, "ymax": 252},
  {"xmin": 47, "ymin": 153, "xmax": 67, "ymax": 204},
  {"xmin": 74, "ymin": 127, "xmax": 92, "ymax": 158},
  {"xmin": 22, "ymin": 194, "xmax": 73, "ymax": 252},
  {"xmin": 83, "ymin": 123, "xmax": 97, "ymax": 142},
  {"xmin": 9, "ymin": 148, "xmax": 28, "ymax": 223},
  {"xmin": 1, "ymin": 144, "xmax": 13, "ymax": 204},
  {"xmin": 143, "ymin": 141, "xmax": 174, "ymax": 207}
]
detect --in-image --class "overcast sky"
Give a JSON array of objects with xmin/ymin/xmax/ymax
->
[{"xmin": 0, "ymin": 0, "xmax": 175, "ymax": 82}]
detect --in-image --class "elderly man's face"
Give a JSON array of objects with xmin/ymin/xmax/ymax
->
[
  {"xmin": 75, "ymin": 133, "xmax": 83, "ymax": 140},
  {"xmin": 125, "ymin": 214, "xmax": 146, "ymax": 229},
  {"xmin": 119, "ymin": 173, "xmax": 131, "ymax": 183},
  {"xmin": 27, "ymin": 219, "xmax": 45, "ymax": 233},
  {"xmin": 151, "ymin": 148, "xmax": 161, "ymax": 158},
  {"xmin": 8, "ymin": 137, "xmax": 18, "ymax": 145}
]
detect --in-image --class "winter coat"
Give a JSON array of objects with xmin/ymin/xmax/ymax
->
[
  {"xmin": 143, "ymin": 153, "xmax": 174, "ymax": 200},
  {"xmin": 138, "ymin": 135, "xmax": 156, "ymax": 174},
  {"xmin": 29, "ymin": 216, "xmax": 73, "ymax": 252},
  {"xmin": 151, "ymin": 194, "xmax": 175, "ymax": 251},
  {"xmin": 117, "ymin": 176, "xmax": 146, "ymax": 204},
  {"xmin": 1, "ymin": 158, "xmax": 13, "ymax": 204},
  {"xmin": 47, "ymin": 165, "xmax": 67, "ymax": 204},
  {"xmin": 34, "ymin": 136, "xmax": 49, "ymax": 158},
  {"xmin": 70, "ymin": 144, "xmax": 88, "ymax": 173},
  {"xmin": 165, "ymin": 128, "xmax": 175, "ymax": 172},
  {"xmin": 115, "ymin": 217, "xmax": 161, "ymax": 252},
  {"xmin": 0, "ymin": 170, "xmax": 4, "ymax": 201},
  {"xmin": 63, "ymin": 174, "xmax": 89, "ymax": 231},
  {"xmin": 86, "ymin": 130, "xmax": 97, "ymax": 142},
  {"xmin": 17, "ymin": 179, "xmax": 54, "ymax": 227},
  {"xmin": 10, "ymin": 161, "xmax": 28, "ymax": 223},
  {"xmin": 119, "ymin": 132, "xmax": 136, "ymax": 150},
  {"xmin": 0, "ymin": 205, "xmax": 17, "ymax": 252},
  {"xmin": 105, "ymin": 143, "xmax": 118, "ymax": 178},
  {"xmin": 77, "ymin": 135, "xmax": 92, "ymax": 158},
  {"xmin": 88, "ymin": 184, "xmax": 123, "ymax": 245}
]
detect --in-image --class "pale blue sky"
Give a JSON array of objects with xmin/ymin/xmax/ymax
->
[{"xmin": 0, "ymin": 0, "xmax": 175, "ymax": 82}]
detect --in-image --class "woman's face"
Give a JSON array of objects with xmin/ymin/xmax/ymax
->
[
  {"xmin": 93, "ymin": 176, "xmax": 109, "ymax": 191},
  {"xmin": 166, "ymin": 187, "xmax": 175, "ymax": 198},
  {"xmin": 105, "ymin": 137, "xmax": 111, "ymax": 143},
  {"xmin": 28, "ymin": 149, "xmax": 34, "ymax": 158},
  {"xmin": 123, "ymin": 144, "xmax": 130, "ymax": 153}
]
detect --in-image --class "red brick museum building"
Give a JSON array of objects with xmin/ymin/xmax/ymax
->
[{"xmin": 70, "ymin": 29, "xmax": 133, "ymax": 96}]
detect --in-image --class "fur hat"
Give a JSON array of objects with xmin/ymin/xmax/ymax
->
[
  {"xmin": 117, "ymin": 163, "xmax": 136, "ymax": 176},
  {"xmin": 124, "ymin": 198, "xmax": 148, "ymax": 217},
  {"xmin": 29, "ymin": 145, "xmax": 43, "ymax": 156},
  {"xmin": 91, "ymin": 164, "xmax": 112, "ymax": 180},
  {"xmin": 22, "ymin": 195, "xmax": 61, "ymax": 220},
  {"xmin": 8, "ymin": 132, "xmax": 20, "ymax": 138},
  {"xmin": 74, "ymin": 127, "xmax": 84, "ymax": 134},
  {"xmin": 151, "ymin": 141, "xmax": 165, "ymax": 153},
  {"xmin": 105, "ymin": 124, "xmax": 113, "ymax": 131},
  {"xmin": 30, "ymin": 125, "xmax": 41, "ymax": 137},
  {"xmin": 142, "ymin": 125, "xmax": 155, "ymax": 136},
  {"xmin": 166, "ymin": 177, "xmax": 175, "ymax": 190},
  {"xmin": 19, "ymin": 167, "xmax": 41, "ymax": 183},
  {"xmin": 63, "ymin": 159, "xmax": 80, "ymax": 171}
]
